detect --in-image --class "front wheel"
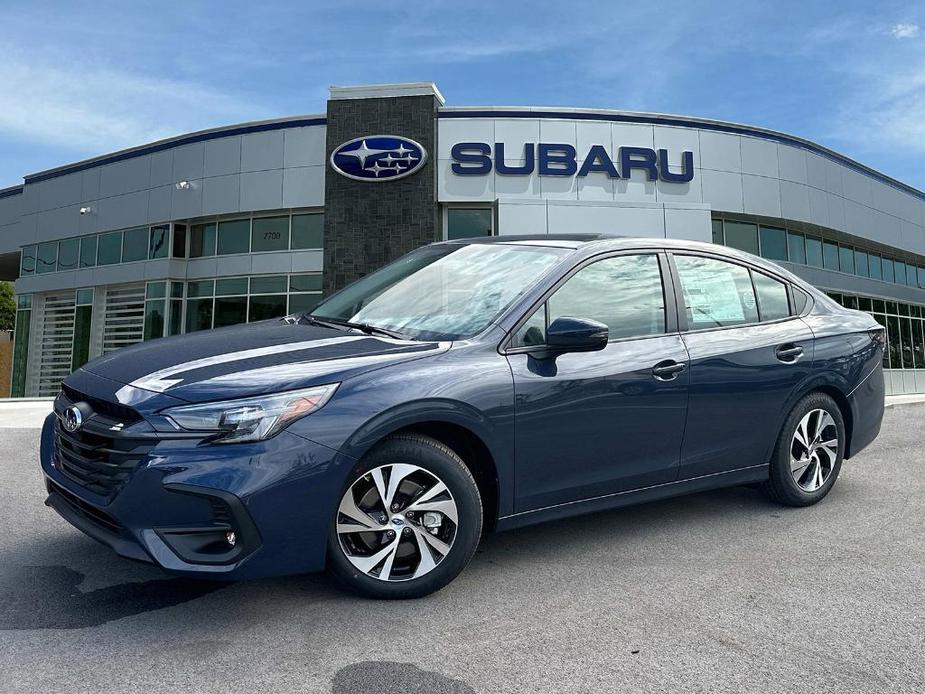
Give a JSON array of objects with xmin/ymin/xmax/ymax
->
[
  {"xmin": 764, "ymin": 392, "xmax": 845, "ymax": 507},
  {"xmin": 327, "ymin": 434, "xmax": 483, "ymax": 599}
]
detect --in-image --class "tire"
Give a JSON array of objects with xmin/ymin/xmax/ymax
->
[
  {"xmin": 764, "ymin": 392, "xmax": 846, "ymax": 507},
  {"xmin": 327, "ymin": 434, "xmax": 482, "ymax": 599}
]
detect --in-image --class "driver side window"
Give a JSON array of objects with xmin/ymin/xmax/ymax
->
[{"xmin": 511, "ymin": 254, "xmax": 666, "ymax": 347}]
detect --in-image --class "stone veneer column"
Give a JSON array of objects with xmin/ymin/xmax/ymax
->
[{"xmin": 322, "ymin": 83, "xmax": 444, "ymax": 295}]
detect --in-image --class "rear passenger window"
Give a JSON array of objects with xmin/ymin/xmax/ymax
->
[
  {"xmin": 675, "ymin": 255, "xmax": 759, "ymax": 329},
  {"xmin": 548, "ymin": 254, "xmax": 666, "ymax": 340},
  {"xmin": 752, "ymin": 272, "xmax": 791, "ymax": 321}
]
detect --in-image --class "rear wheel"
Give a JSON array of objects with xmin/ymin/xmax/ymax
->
[
  {"xmin": 327, "ymin": 434, "xmax": 482, "ymax": 599},
  {"xmin": 764, "ymin": 392, "xmax": 845, "ymax": 507}
]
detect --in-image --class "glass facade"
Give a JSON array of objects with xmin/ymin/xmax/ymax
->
[
  {"xmin": 446, "ymin": 208, "xmax": 493, "ymax": 240},
  {"xmin": 712, "ymin": 218, "xmax": 925, "ymax": 289}
]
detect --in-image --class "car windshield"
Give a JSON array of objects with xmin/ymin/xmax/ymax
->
[{"xmin": 310, "ymin": 243, "xmax": 568, "ymax": 340}]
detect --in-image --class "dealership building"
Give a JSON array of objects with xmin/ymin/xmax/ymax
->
[{"xmin": 1, "ymin": 81, "xmax": 925, "ymax": 397}]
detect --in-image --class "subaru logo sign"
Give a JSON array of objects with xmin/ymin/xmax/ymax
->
[
  {"xmin": 330, "ymin": 135, "xmax": 427, "ymax": 182},
  {"xmin": 63, "ymin": 406, "xmax": 83, "ymax": 433}
]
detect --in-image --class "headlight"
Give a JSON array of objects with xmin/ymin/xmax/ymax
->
[{"xmin": 163, "ymin": 384, "xmax": 338, "ymax": 443}]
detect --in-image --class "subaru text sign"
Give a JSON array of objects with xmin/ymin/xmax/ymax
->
[
  {"xmin": 450, "ymin": 143, "xmax": 694, "ymax": 182},
  {"xmin": 330, "ymin": 135, "xmax": 427, "ymax": 181}
]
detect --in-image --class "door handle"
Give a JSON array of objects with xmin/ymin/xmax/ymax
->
[
  {"xmin": 775, "ymin": 344, "xmax": 804, "ymax": 363},
  {"xmin": 652, "ymin": 360, "xmax": 686, "ymax": 381}
]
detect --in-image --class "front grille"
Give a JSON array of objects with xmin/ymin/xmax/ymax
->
[
  {"xmin": 61, "ymin": 383, "xmax": 141, "ymax": 424},
  {"xmin": 53, "ymin": 386, "xmax": 154, "ymax": 497},
  {"xmin": 47, "ymin": 479, "xmax": 123, "ymax": 534}
]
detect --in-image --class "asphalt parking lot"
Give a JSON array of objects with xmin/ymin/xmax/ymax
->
[{"xmin": 0, "ymin": 406, "xmax": 923, "ymax": 694}]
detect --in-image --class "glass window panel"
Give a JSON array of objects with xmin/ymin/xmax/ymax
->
[
  {"xmin": 872, "ymin": 299, "xmax": 885, "ymax": 313},
  {"xmin": 723, "ymin": 222, "xmax": 759, "ymax": 255},
  {"xmin": 122, "ymin": 227, "xmax": 148, "ymax": 263},
  {"xmin": 79, "ymin": 236, "xmax": 97, "ymax": 268},
  {"xmin": 868, "ymin": 253, "xmax": 882, "ymax": 280},
  {"xmin": 292, "ymin": 213, "xmax": 324, "ymax": 249},
  {"xmin": 214, "ymin": 296, "xmax": 248, "ymax": 328},
  {"xmin": 823, "ymin": 241, "xmax": 840, "ymax": 270},
  {"xmin": 792, "ymin": 288, "xmax": 809, "ymax": 314},
  {"xmin": 97, "ymin": 232, "xmax": 122, "ymax": 265},
  {"xmin": 838, "ymin": 246, "xmax": 855, "ymax": 274},
  {"xmin": 11, "ymin": 309, "xmax": 31, "ymax": 397},
  {"xmin": 217, "ymin": 219, "xmax": 250, "ymax": 255},
  {"xmin": 289, "ymin": 273, "xmax": 323, "ymax": 293},
  {"xmin": 75, "ymin": 288, "xmax": 94, "ymax": 306},
  {"xmin": 752, "ymin": 272, "xmax": 790, "ymax": 321},
  {"xmin": 547, "ymin": 255, "xmax": 665, "ymax": 339},
  {"xmin": 172, "ymin": 224, "xmax": 187, "ymax": 258},
  {"xmin": 805, "ymin": 236, "xmax": 823, "ymax": 268},
  {"xmin": 886, "ymin": 315, "xmax": 902, "ymax": 368},
  {"xmin": 144, "ymin": 300, "xmax": 166, "ymax": 340},
  {"xmin": 858, "ymin": 297, "xmax": 873, "ymax": 312},
  {"xmin": 914, "ymin": 320, "xmax": 925, "ymax": 369},
  {"xmin": 674, "ymin": 255, "xmax": 759, "ymax": 329},
  {"xmin": 288, "ymin": 293, "xmax": 322, "ymax": 315},
  {"xmin": 71, "ymin": 304, "xmax": 92, "ymax": 370},
  {"xmin": 886, "ymin": 301, "xmax": 898, "ymax": 315},
  {"xmin": 898, "ymin": 303, "xmax": 910, "ymax": 316},
  {"xmin": 882, "ymin": 258, "xmax": 895, "ymax": 283},
  {"xmin": 787, "ymin": 232, "xmax": 806, "ymax": 265},
  {"xmin": 185, "ymin": 298, "xmax": 214, "ymax": 332},
  {"xmin": 759, "ymin": 226, "xmax": 787, "ymax": 261},
  {"xmin": 844, "ymin": 295, "xmax": 859, "ymax": 310},
  {"xmin": 919, "ymin": 267, "xmax": 925, "ymax": 290},
  {"xmin": 251, "ymin": 216, "xmax": 289, "ymax": 252},
  {"xmin": 827, "ymin": 292, "xmax": 843, "ymax": 304},
  {"xmin": 17, "ymin": 294, "xmax": 32, "ymax": 309},
  {"xmin": 146, "ymin": 282, "xmax": 166, "ymax": 300},
  {"xmin": 895, "ymin": 261, "xmax": 908, "ymax": 286},
  {"xmin": 57, "ymin": 238, "xmax": 79, "ymax": 271},
  {"xmin": 36, "ymin": 242, "xmax": 58, "ymax": 274},
  {"xmin": 20, "ymin": 245, "xmax": 36, "ymax": 275},
  {"xmin": 248, "ymin": 295, "xmax": 287, "ymax": 322},
  {"xmin": 907, "ymin": 263, "xmax": 918, "ymax": 287},
  {"xmin": 187, "ymin": 280, "xmax": 214, "ymax": 298},
  {"xmin": 215, "ymin": 277, "xmax": 248, "ymax": 296},
  {"xmin": 447, "ymin": 208, "xmax": 493, "ymax": 241},
  {"xmin": 512, "ymin": 305, "xmax": 547, "ymax": 348},
  {"xmin": 170, "ymin": 281, "xmax": 185, "ymax": 299},
  {"xmin": 250, "ymin": 275, "xmax": 287, "ymax": 294},
  {"xmin": 854, "ymin": 250, "xmax": 869, "ymax": 277},
  {"xmin": 873, "ymin": 314, "xmax": 889, "ymax": 368},
  {"xmin": 900, "ymin": 317, "xmax": 914, "ymax": 368},
  {"xmin": 149, "ymin": 225, "xmax": 169, "ymax": 259},
  {"xmin": 711, "ymin": 219, "xmax": 724, "ymax": 245},
  {"xmin": 189, "ymin": 223, "xmax": 216, "ymax": 258},
  {"xmin": 168, "ymin": 300, "xmax": 183, "ymax": 336}
]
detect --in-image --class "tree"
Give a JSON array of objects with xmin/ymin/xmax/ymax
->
[{"xmin": 0, "ymin": 282, "xmax": 14, "ymax": 332}]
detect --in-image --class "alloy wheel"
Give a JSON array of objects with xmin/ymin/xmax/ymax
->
[
  {"xmin": 336, "ymin": 464, "xmax": 459, "ymax": 582},
  {"xmin": 790, "ymin": 409, "xmax": 839, "ymax": 492}
]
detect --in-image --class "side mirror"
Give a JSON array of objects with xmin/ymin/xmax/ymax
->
[{"xmin": 546, "ymin": 316, "xmax": 609, "ymax": 353}]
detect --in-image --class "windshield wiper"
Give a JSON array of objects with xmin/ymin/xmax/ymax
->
[{"xmin": 303, "ymin": 316, "xmax": 409, "ymax": 340}]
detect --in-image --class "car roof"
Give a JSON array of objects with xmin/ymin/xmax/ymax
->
[{"xmin": 440, "ymin": 233, "xmax": 815, "ymax": 290}]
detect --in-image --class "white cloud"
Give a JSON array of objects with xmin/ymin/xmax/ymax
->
[
  {"xmin": 0, "ymin": 54, "xmax": 271, "ymax": 167},
  {"xmin": 891, "ymin": 23, "xmax": 920, "ymax": 39}
]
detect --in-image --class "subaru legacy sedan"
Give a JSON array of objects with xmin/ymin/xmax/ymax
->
[{"xmin": 40, "ymin": 235, "xmax": 885, "ymax": 598}]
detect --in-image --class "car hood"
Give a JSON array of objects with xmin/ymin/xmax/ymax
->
[{"xmin": 79, "ymin": 318, "xmax": 450, "ymax": 405}]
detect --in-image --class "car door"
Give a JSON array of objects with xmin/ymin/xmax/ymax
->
[
  {"xmin": 669, "ymin": 252, "xmax": 815, "ymax": 479},
  {"xmin": 505, "ymin": 252, "xmax": 690, "ymax": 512}
]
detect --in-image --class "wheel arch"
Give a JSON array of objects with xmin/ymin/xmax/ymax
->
[
  {"xmin": 771, "ymin": 375, "xmax": 855, "ymax": 462},
  {"xmin": 340, "ymin": 400, "xmax": 509, "ymax": 530}
]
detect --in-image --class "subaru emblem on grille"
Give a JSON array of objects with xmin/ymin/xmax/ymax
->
[{"xmin": 63, "ymin": 406, "xmax": 83, "ymax": 433}]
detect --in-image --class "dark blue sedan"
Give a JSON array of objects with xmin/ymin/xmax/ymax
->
[{"xmin": 40, "ymin": 236, "xmax": 885, "ymax": 598}]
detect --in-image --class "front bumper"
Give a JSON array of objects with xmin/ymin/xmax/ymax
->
[{"xmin": 40, "ymin": 411, "xmax": 352, "ymax": 580}]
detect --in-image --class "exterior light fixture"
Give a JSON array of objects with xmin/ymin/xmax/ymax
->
[
  {"xmin": 175, "ymin": 180, "xmax": 191, "ymax": 190},
  {"xmin": 79, "ymin": 206, "xmax": 92, "ymax": 215}
]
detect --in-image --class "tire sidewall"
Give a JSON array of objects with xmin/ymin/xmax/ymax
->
[
  {"xmin": 774, "ymin": 393, "xmax": 845, "ymax": 503},
  {"xmin": 326, "ymin": 436, "xmax": 482, "ymax": 599}
]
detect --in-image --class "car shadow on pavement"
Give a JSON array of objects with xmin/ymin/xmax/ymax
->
[{"xmin": 0, "ymin": 483, "xmax": 778, "ymax": 631}]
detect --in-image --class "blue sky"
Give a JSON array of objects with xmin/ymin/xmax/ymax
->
[{"xmin": 1, "ymin": 0, "xmax": 924, "ymax": 189}]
